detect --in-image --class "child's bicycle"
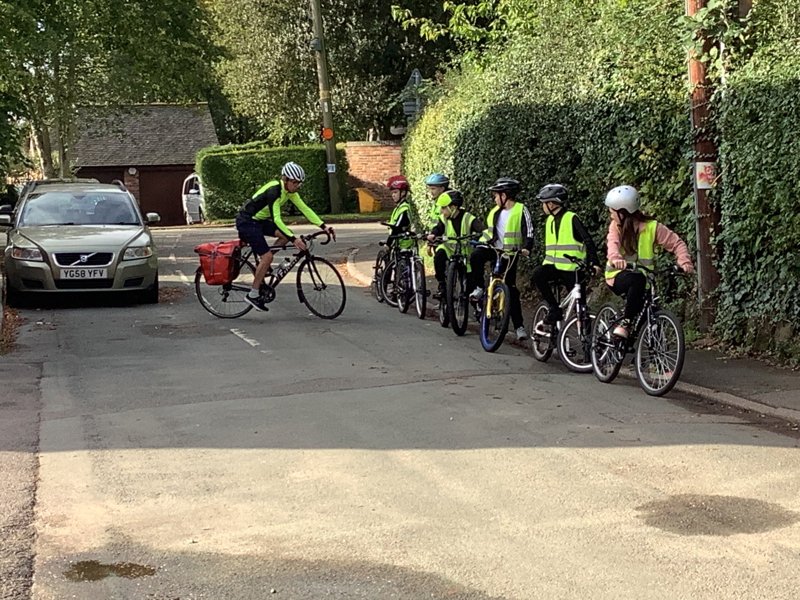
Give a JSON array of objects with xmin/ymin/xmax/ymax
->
[
  {"xmin": 194, "ymin": 230, "xmax": 346, "ymax": 319},
  {"xmin": 379, "ymin": 231, "xmax": 427, "ymax": 319},
  {"xmin": 473, "ymin": 244, "xmax": 520, "ymax": 353},
  {"xmin": 590, "ymin": 262, "xmax": 687, "ymax": 396},
  {"xmin": 529, "ymin": 255, "xmax": 595, "ymax": 373},
  {"xmin": 428, "ymin": 233, "xmax": 479, "ymax": 335}
]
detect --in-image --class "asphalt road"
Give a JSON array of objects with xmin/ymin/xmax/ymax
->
[{"xmin": 2, "ymin": 223, "xmax": 800, "ymax": 600}]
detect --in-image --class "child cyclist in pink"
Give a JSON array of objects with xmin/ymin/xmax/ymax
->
[{"xmin": 603, "ymin": 185, "xmax": 695, "ymax": 338}]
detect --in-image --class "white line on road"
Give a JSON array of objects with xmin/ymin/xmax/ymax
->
[
  {"xmin": 230, "ymin": 328, "xmax": 261, "ymax": 348},
  {"xmin": 175, "ymin": 269, "xmax": 191, "ymax": 285}
]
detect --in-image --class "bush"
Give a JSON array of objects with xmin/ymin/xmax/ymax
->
[
  {"xmin": 196, "ymin": 143, "xmax": 351, "ymax": 219},
  {"xmin": 403, "ymin": 0, "xmax": 693, "ymax": 270},
  {"xmin": 715, "ymin": 42, "xmax": 800, "ymax": 355}
]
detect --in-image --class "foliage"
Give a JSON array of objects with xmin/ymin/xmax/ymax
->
[
  {"xmin": 196, "ymin": 143, "xmax": 351, "ymax": 219},
  {"xmin": 403, "ymin": 0, "xmax": 693, "ymax": 269},
  {"xmin": 714, "ymin": 1, "xmax": 800, "ymax": 356},
  {"xmin": 209, "ymin": 0, "xmax": 454, "ymax": 145},
  {"xmin": 0, "ymin": 0, "xmax": 219, "ymax": 176}
]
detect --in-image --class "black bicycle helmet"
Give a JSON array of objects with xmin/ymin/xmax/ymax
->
[
  {"xmin": 436, "ymin": 189, "xmax": 464, "ymax": 208},
  {"xmin": 536, "ymin": 183, "xmax": 568, "ymax": 204},
  {"xmin": 487, "ymin": 177, "xmax": 521, "ymax": 197}
]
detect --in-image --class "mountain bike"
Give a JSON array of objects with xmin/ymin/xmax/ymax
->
[
  {"xmin": 371, "ymin": 226, "xmax": 399, "ymax": 304},
  {"xmin": 529, "ymin": 255, "xmax": 595, "ymax": 373},
  {"xmin": 430, "ymin": 233, "xmax": 478, "ymax": 335},
  {"xmin": 384, "ymin": 232, "xmax": 427, "ymax": 319},
  {"xmin": 473, "ymin": 245, "xmax": 519, "ymax": 353},
  {"xmin": 590, "ymin": 263, "xmax": 687, "ymax": 396},
  {"xmin": 195, "ymin": 230, "xmax": 346, "ymax": 320}
]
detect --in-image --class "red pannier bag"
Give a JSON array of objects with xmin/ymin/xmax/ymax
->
[{"xmin": 194, "ymin": 240, "xmax": 244, "ymax": 285}]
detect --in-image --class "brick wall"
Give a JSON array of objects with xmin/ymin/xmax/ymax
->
[
  {"xmin": 344, "ymin": 141, "xmax": 403, "ymax": 209},
  {"xmin": 124, "ymin": 168, "xmax": 140, "ymax": 203}
]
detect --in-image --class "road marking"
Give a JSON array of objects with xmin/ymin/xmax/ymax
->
[
  {"xmin": 230, "ymin": 328, "xmax": 260, "ymax": 347},
  {"xmin": 175, "ymin": 269, "xmax": 191, "ymax": 285}
]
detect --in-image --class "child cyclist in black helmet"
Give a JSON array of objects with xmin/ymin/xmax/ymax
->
[
  {"xmin": 426, "ymin": 190, "xmax": 485, "ymax": 299},
  {"xmin": 467, "ymin": 177, "xmax": 534, "ymax": 341},
  {"xmin": 531, "ymin": 184, "xmax": 601, "ymax": 325}
]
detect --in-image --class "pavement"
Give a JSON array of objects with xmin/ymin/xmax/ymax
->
[{"xmin": 346, "ymin": 242, "xmax": 800, "ymax": 425}]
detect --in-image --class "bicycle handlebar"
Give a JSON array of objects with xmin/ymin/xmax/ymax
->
[{"xmin": 301, "ymin": 229, "xmax": 334, "ymax": 245}]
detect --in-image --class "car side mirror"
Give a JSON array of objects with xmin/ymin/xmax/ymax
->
[
  {"xmin": 0, "ymin": 214, "xmax": 12, "ymax": 226},
  {"xmin": 146, "ymin": 212, "xmax": 161, "ymax": 224}
]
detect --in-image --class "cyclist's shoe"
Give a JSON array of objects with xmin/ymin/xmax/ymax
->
[
  {"xmin": 469, "ymin": 287, "xmax": 484, "ymax": 303},
  {"xmin": 433, "ymin": 282, "xmax": 446, "ymax": 300},
  {"xmin": 545, "ymin": 306, "xmax": 563, "ymax": 324},
  {"xmin": 245, "ymin": 294, "xmax": 269, "ymax": 312},
  {"xmin": 612, "ymin": 319, "xmax": 630, "ymax": 338},
  {"xmin": 515, "ymin": 326, "xmax": 529, "ymax": 341}
]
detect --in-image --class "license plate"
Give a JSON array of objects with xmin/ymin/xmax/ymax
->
[{"xmin": 60, "ymin": 268, "xmax": 108, "ymax": 279}]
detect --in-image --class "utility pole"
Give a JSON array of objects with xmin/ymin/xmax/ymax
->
[
  {"xmin": 687, "ymin": 0, "xmax": 721, "ymax": 331},
  {"xmin": 309, "ymin": 0, "xmax": 342, "ymax": 214}
]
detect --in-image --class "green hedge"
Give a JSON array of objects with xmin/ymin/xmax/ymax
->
[
  {"xmin": 196, "ymin": 143, "xmax": 351, "ymax": 219},
  {"xmin": 404, "ymin": 0, "xmax": 693, "ymax": 273},
  {"xmin": 716, "ymin": 41, "xmax": 800, "ymax": 357}
]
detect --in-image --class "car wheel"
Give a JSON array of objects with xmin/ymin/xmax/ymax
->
[
  {"xmin": 140, "ymin": 274, "xmax": 159, "ymax": 304},
  {"xmin": 198, "ymin": 208, "xmax": 205, "ymax": 224}
]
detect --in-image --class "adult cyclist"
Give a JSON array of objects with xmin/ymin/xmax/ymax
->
[{"xmin": 236, "ymin": 161, "xmax": 335, "ymax": 311}]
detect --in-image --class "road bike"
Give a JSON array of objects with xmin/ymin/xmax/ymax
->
[
  {"xmin": 529, "ymin": 255, "xmax": 595, "ymax": 373},
  {"xmin": 590, "ymin": 263, "xmax": 687, "ymax": 396},
  {"xmin": 379, "ymin": 231, "xmax": 427, "ymax": 319},
  {"xmin": 473, "ymin": 245, "xmax": 519, "ymax": 353},
  {"xmin": 195, "ymin": 230, "xmax": 346, "ymax": 319}
]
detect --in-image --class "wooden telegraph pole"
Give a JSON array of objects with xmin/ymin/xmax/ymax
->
[
  {"xmin": 309, "ymin": 0, "xmax": 342, "ymax": 213},
  {"xmin": 687, "ymin": 0, "xmax": 722, "ymax": 331}
]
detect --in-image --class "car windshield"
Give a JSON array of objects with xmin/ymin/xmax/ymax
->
[{"xmin": 19, "ymin": 191, "xmax": 141, "ymax": 227}]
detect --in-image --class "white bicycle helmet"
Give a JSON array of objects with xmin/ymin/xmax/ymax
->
[
  {"xmin": 281, "ymin": 161, "xmax": 306, "ymax": 182},
  {"xmin": 604, "ymin": 185, "xmax": 640, "ymax": 212}
]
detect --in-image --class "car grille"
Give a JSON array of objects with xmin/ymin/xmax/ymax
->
[
  {"xmin": 54, "ymin": 279, "xmax": 114, "ymax": 290},
  {"xmin": 54, "ymin": 252, "xmax": 114, "ymax": 267}
]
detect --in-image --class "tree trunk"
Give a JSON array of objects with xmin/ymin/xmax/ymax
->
[{"xmin": 31, "ymin": 108, "xmax": 56, "ymax": 178}]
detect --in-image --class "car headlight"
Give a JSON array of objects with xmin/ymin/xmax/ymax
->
[
  {"xmin": 11, "ymin": 247, "xmax": 44, "ymax": 261},
  {"xmin": 123, "ymin": 245, "xmax": 153, "ymax": 260}
]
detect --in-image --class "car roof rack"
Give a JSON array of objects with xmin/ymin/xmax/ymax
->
[{"xmin": 110, "ymin": 179, "xmax": 128, "ymax": 192}]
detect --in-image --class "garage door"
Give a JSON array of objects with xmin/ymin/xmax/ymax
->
[{"xmin": 138, "ymin": 166, "xmax": 193, "ymax": 226}]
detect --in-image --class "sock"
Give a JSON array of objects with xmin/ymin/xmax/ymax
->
[{"xmin": 248, "ymin": 289, "xmax": 260, "ymax": 299}]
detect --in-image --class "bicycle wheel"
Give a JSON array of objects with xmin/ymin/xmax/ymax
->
[
  {"xmin": 413, "ymin": 257, "xmax": 427, "ymax": 320},
  {"xmin": 379, "ymin": 259, "xmax": 399, "ymax": 308},
  {"xmin": 635, "ymin": 308, "xmax": 685, "ymax": 396},
  {"xmin": 480, "ymin": 281, "xmax": 511, "ymax": 352},
  {"xmin": 296, "ymin": 256, "xmax": 346, "ymax": 319},
  {"xmin": 397, "ymin": 258, "xmax": 411, "ymax": 314},
  {"xmin": 438, "ymin": 291, "xmax": 450, "ymax": 327},
  {"xmin": 591, "ymin": 303, "xmax": 624, "ymax": 383},
  {"xmin": 558, "ymin": 312, "xmax": 596, "ymax": 373},
  {"xmin": 530, "ymin": 301, "xmax": 553, "ymax": 362},
  {"xmin": 372, "ymin": 249, "xmax": 388, "ymax": 303},
  {"xmin": 195, "ymin": 259, "xmax": 255, "ymax": 319},
  {"xmin": 447, "ymin": 262, "xmax": 469, "ymax": 336}
]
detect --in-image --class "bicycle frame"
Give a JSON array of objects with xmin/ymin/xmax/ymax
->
[{"xmin": 484, "ymin": 248, "xmax": 518, "ymax": 317}]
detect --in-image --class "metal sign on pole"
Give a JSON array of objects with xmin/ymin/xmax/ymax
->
[{"xmin": 309, "ymin": 0, "xmax": 342, "ymax": 213}]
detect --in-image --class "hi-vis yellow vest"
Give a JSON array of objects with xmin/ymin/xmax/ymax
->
[
  {"xmin": 543, "ymin": 211, "xmax": 585, "ymax": 271},
  {"xmin": 481, "ymin": 203, "xmax": 524, "ymax": 251},
  {"xmin": 389, "ymin": 202, "xmax": 414, "ymax": 249},
  {"xmin": 605, "ymin": 219, "xmax": 657, "ymax": 279}
]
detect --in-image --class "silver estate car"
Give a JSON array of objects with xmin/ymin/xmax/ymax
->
[{"xmin": 0, "ymin": 180, "xmax": 160, "ymax": 306}]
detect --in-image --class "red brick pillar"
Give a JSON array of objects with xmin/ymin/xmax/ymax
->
[
  {"xmin": 344, "ymin": 142, "xmax": 403, "ymax": 209},
  {"xmin": 124, "ymin": 167, "xmax": 141, "ymax": 204}
]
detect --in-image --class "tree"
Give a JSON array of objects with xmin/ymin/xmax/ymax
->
[
  {"xmin": 1, "ymin": 0, "xmax": 219, "ymax": 177},
  {"xmin": 210, "ymin": 0, "xmax": 454, "ymax": 145}
]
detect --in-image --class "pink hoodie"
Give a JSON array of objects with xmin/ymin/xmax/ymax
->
[{"xmin": 606, "ymin": 216, "xmax": 694, "ymax": 285}]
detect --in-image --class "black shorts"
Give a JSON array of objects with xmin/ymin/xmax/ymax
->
[{"xmin": 236, "ymin": 216, "xmax": 279, "ymax": 256}]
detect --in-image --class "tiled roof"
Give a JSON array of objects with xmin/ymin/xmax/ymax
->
[{"xmin": 72, "ymin": 104, "xmax": 219, "ymax": 167}]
